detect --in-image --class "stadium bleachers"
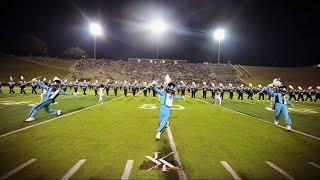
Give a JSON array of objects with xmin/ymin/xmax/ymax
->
[{"xmin": 71, "ymin": 59, "xmax": 242, "ymax": 84}]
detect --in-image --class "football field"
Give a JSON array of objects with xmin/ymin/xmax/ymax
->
[{"xmin": 0, "ymin": 87, "xmax": 320, "ymax": 179}]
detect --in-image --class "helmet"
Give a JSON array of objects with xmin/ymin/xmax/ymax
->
[{"xmin": 53, "ymin": 76, "xmax": 61, "ymax": 84}]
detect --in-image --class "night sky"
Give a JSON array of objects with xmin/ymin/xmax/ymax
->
[{"xmin": 0, "ymin": 0, "xmax": 319, "ymax": 66}]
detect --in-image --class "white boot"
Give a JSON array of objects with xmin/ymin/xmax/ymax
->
[
  {"xmin": 286, "ymin": 125, "xmax": 292, "ymax": 131},
  {"xmin": 57, "ymin": 110, "xmax": 62, "ymax": 116},
  {"xmin": 156, "ymin": 132, "xmax": 161, "ymax": 140},
  {"xmin": 274, "ymin": 119, "xmax": 279, "ymax": 125},
  {"xmin": 25, "ymin": 117, "xmax": 35, "ymax": 122},
  {"xmin": 165, "ymin": 121, "xmax": 170, "ymax": 128}
]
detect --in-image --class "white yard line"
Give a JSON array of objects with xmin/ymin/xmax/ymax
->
[
  {"xmin": 265, "ymin": 161, "xmax": 295, "ymax": 180},
  {"xmin": 166, "ymin": 126, "xmax": 188, "ymax": 180},
  {"xmin": 0, "ymin": 96, "xmax": 124, "ymax": 138},
  {"xmin": 220, "ymin": 161, "xmax": 242, "ymax": 180},
  {"xmin": 308, "ymin": 162, "xmax": 320, "ymax": 169},
  {"xmin": 61, "ymin": 159, "xmax": 86, "ymax": 180},
  {"xmin": 187, "ymin": 97, "xmax": 320, "ymax": 141},
  {"xmin": 121, "ymin": 160, "xmax": 134, "ymax": 180},
  {"xmin": 0, "ymin": 159, "xmax": 37, "ymax": 180},
  {"xmin": 220, "ymin": 105, "xmax": 320, "ymax": 141}
]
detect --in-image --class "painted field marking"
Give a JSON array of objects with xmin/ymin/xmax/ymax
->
[
  {"xmin": 0, "ymin": 96, "xmax": 124, "ymax": 138},
  {"xmin": 265, "ymin": 161, "xmax": 295, "ymax": 180},
  {"xmin": 121, "ymin": 160, "xmax": 134, "ymax": 180},
  {"xmin": 0, "ymin": 158, "xmax": 37, "ymax": 180},
  {"xmin": 187, "ymin": 97, "xmax": 320, "ymax": 141},
  {"xmin": 220, "ymin": 161, "xmax": 242, "ymax": 180},
  {"xmin": 61, "ymin": 159, "xmax": 86, "ymax": 180},
  {"xmin": 221, "ymin": 105, "xmax": 320, "ymax": 141},
  {"xmin": 167, "ymin": 126, "xmax": 187, "ymax": 180},
  {"xmin": 308, "ymin": 162, "xmax": 320, "ymax": 169}
]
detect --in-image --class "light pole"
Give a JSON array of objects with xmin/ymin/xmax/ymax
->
[
  {"xmin": 89, "ymin": 22, "xmax": 102, "ymax": 60},
  {"xmin": 150, "ymin": 19, "xmax": 167, "ymax": 59},
  {"xmin": 213, "ymin": 29, "xmax": 225, "ymax": 64}
]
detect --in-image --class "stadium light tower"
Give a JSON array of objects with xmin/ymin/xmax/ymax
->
[
  {"xmin": 213, "ymin": 29, "xmax": 225, "ymax": 64},
  {"xmin": 150, "ymin": 19, "xmax": 167, "ymax": 59},
  {"xmin": 89, "ymin": 22, "xmax": 103, "ymax": 60}
]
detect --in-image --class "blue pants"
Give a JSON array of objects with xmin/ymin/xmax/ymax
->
[
  {"xmin": 28, "ymin": 99, "xmax": 58, "ymax": 118},
  {"xmin": 157, "ymin": 106, "xmax": 171, "ymax": 132},
  {"xmin": 275, "ymin": 103, "xmax": 292, "ymax": 126}
]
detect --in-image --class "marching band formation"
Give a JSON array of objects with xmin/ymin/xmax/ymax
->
[
  {"xmin": 1, "ymin": 76, "xmax": 319, "ymax": 103},
  {"xmin": 0, "ymin": 75, "xmax": 318, "ymax": 138}
]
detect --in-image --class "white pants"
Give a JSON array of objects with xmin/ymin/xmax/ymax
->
[
  {"xmin": 215, "ymin": 95, "xmax": 222, "ymax": 106},
  {"xmin": 98, "ymin": 88, "xmax": 104, "ymax": 103}
]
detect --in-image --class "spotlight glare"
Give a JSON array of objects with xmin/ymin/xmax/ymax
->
[
  {"xmin": 213, "ymin": 29, "xmax": 225, "ymax": 40},
  {"xmin": 150, "ymin": 19, "xmax": 167, "ymax": 33},
  {"xmin": 90, "ymin": 23, "xmax": 103, "ymax": 36}
]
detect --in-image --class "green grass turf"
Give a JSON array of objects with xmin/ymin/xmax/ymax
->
[
  {"xmin": 197, "ymin": 91, "xmax": 320, "ymax": 138},
  {"xmin": 0, "ymin": 55, "xmax": 70, "ymax": 81},
  {"xmin": 174, "ymin": 97, "xmax": 320, "ymax": 179},
  {"xmin": 0, "ymin": 86, "xmax": 106, "ymax": 135},
  {"xmin": 27, "ymin": 56, "xmax": 76, "ymax": 69},
  {"xmin": 0, "ymin": 91, "xmax": 319, "ymax": 179}
]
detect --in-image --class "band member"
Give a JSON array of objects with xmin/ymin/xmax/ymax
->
[
  {"xmin": 105, "ymin": 79, "xmax": 111, "ymax": 96},
  {"xmin": 94, "ymin": 80, "xmax": 99, "ymax": 96},
  {"xmin": 202, "ymin": 82, "xmax": 207, "ymax": 99},
  {"xmin": 113, "ymin": 81, "xmax": 119, "ymax": 96},
  {"xmin": 237, "ymin": 84, "xmax": 244, "ymax": 100},
  {"xmin": 152, "ymin": 82, "xmax": 157, "ymax": 98},
  {"xmin": 25, "ymin": 77, "xmax": 75, "ymax": 122},
  {"xmin": 211, "ymin": 83, "xmax": 215, "ymax": 99},
  {"xmin": 8, "ymin": 76, "xmax": 15, "ymax": 95},
  {"xmin": 18, "ymin": 76, "xmax": 27, "ymax": 95},
  {"xmin": 190, "ymin": 82, "xmax": 197, "ymax": 98},
  {"xmin": 142, "ymin": 82, "xmax": 148, "ymax": 97},
  {"xmin": 305, "ymin": 86, "xmax": 313, "ymax": 102},
  {"xmin": 219, "ymin": 83, "xmax": 225, "ymax": 99},
  {"xmin": 215, "ymin": 88, "xmax": 222, "ymax": 106},
  {"xmin": 314, "ymin": 86, "xmax": 320, "ymax": 103},
  {"xmin": 82, "ymin": 80, "xmax": 88, "ymax": 95},
  {"xmin": 247, "ymin": 83, "xmax": 253, "ymax": 101},
  {"xmin": 31, "ymin": 79, "xmax": 38, "ymax": 94},
  {"xmin": 180, "ymin": 81, "xmax": 186, "ymax": 97},
  {"xmin": 69, "ymin": 81, "xmax": 73, "ymax": 90},
  {"xmin": 228, "ymin": 83, "xmax": 234, "ymax": 100},
  {"xmin": 257, "ymin": 84, "xmax": 264, "ymax": 101},
  {"xmin": 267, "ymin": 79, "xmax": 293, "ymax": 131},
  {"xmin": 123, "ymin": 80, "xmax": 129, "ymax": 97},
  {"xmin": 61, "ymin": 79, "xmax": 67, "ymax": 92},
  {"xmin": 152, "ymin": 79, "xmax": 183, "ymax": 141},
  {"xmin": 296, "ymin": 86, "xmax": 305, "ymax": 102},
  {"xmin": 132, "ymin": 80, "xmax": 138, "ymax": 97},
  {"xmin": 98, "ymin": 83, "xmax": 105, "ymax": 103},
  {"xmin": 288, "ymin": 85, "xmax": 296, "ymax": 102},
  {"xmin": 74, "ymin": 79, "xmax": 79, "ymax": 93}
]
